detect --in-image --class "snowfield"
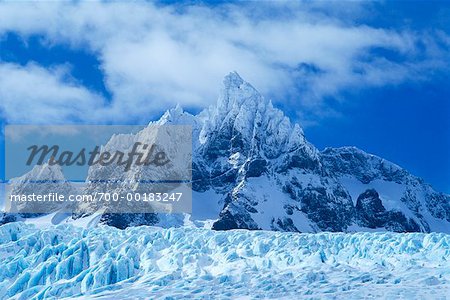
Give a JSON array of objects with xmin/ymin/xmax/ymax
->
[{"xmin": 0, "ymin": 223, "xmax": 449, "ymax": 299}]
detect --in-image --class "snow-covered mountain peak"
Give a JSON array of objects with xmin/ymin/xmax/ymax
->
[
  {"xmin": 6, "ymin": 72, "xmax": 448, "ymax": 234},
  {"xmin": 156, "ymin": 104, "xmax": 196, "ymax": 125},
  {"xmin": 213, "ymin": 71, "xmax": 269, "ymax": 122},
  {"xmin": 11, "ymin": 163, "xmax": 66, "ymax": 183},
  {"xmin": 198, "ymin": 72, "xmax": 316, "ymax": 162},
  {"xmin": 7, "ymin": 163, "xmax": 77, "ymax": 216},
  {"xmin": 223, "ymin": 70, "xmax": 244, "ymax": 86}
]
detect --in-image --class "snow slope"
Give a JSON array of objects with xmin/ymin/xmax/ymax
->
[{"xmin": 0, "ymin": 222, "xmax": 449, "ymax": 299}]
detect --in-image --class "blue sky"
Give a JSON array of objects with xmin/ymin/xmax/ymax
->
[{"xmin": 0, "ymin": 1, "xmax": 449, "ymax": 193}]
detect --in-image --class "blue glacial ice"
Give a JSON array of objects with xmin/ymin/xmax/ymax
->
[{"xmin": 0, "ymin": 222, "xmax": 449, "ymax": 299}]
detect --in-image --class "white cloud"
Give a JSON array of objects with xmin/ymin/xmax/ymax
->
[
  {"xmin": 0, "ymin": 2, "xmax": 448, "ymax": 125},
  {"xmin": 0, "ymin": 63, "xmax": 105, "ymax": 123}
]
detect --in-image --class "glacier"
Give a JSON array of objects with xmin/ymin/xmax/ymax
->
[{"xmin": 0, "ymin": 222, "xmax": 449, "ymax": 299}]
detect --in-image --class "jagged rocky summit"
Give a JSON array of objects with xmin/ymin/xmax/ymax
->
[{"xmin": 5, "ymin": 72, "xmax": 450, "ymax": 233}]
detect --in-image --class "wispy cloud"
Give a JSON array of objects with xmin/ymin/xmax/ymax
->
[
  {"xmin": 0, "ymin": 2, "xmax": 448, "ymax": 125},
  {"xmin": 0, "ymin": 63, "xmax": 105, "ymax": 123}
]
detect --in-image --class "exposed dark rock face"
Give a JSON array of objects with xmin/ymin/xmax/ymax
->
[
  {"xmin": 245, "ymin": 159, "xmax": 267, "ymax": 178},
  {"xmin": 0, "ymin": 213, "xmax": 17, "ymax": 225},
  {"xmin": 100, "ymin": 213, "xmax": 158, "ymax": 230},
  {"xmin": 355, "ymin": 189, "xmax": 387, "ymax": 228},
  {"xmin": 213, "ymin": 200, "xmax": 260, "ymax": 231},
  {"xmin": 355, "ymin": 189, "xmax": 422, "ymax": 232},
  {"xmin": 426, "ymin": 193, "xmax": 450, "ymax": 222},
  {"xmin": 271, "ymin": 217, "xmax": 299, "ymax": 232}
]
